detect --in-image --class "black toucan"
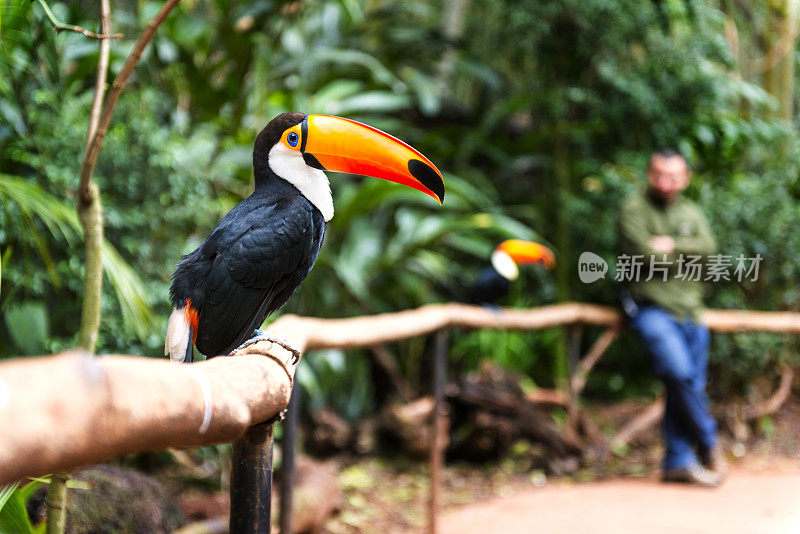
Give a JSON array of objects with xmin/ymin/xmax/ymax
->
[
  {"xmin": 468, "ymin": 239, "xmax": 555, "ymax": 305},
  {"xmin": 166, "ymin": 113, "xmax": 444, "ymax": 362}
]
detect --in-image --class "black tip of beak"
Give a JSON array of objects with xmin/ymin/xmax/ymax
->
[{"xmin": 409, "ymin": 159, "xmax": 445, "ymax": 203}]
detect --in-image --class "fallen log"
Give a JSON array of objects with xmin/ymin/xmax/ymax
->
[
  {"xmin": 304, "ymin": 408, "xmax": 354, "ymax": 456},
  {"xmin": 379, "ymin": 396, "xmax": 449, "ymax": 459},
  {"xmin": 446, "ymin": 363, "xmax": 581, "ymax": 460}
]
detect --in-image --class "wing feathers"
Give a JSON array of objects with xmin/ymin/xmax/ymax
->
[{"xmin": 172, "ymin": 195, "xmax": 325, "ymax": 359}]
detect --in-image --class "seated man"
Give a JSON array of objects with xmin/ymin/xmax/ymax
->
[{"xmin": 616, "ymin": 150, "xmax": 726, "ymax": 486}]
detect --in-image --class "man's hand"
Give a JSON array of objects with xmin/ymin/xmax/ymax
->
[{"xmin": 650, "ymin": 235, "xmax": 676, "ymax": 254}]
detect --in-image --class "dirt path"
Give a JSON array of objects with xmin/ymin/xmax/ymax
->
[{"xmin": 440, "ymin": 460, "xmax": 800, "ymax": 534}]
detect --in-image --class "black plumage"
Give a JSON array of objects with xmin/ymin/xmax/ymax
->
[
  {"xmin": 169, "ymin": 113, "xmax": 325, "ymax": 359},
  {"xmin": 468, "ymin": 265, "xmax": 510, "ymax": 305}
]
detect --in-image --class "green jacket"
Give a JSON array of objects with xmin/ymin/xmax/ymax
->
[{"xmin": 616, "ymin": 189, "xmax": 716, "ymax": 320}]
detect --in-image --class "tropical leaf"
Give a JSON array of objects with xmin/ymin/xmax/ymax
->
[
  {"xmin": 3, "ymin": 301, "xmax": 48, "ymax": 355},
  {"xmin": 0, "ymin": 483, "xmax": 19, "ymax": 514},
  {"xmin": 102, "ymin": 242, "xmax": 156, "ymax": 339},
  {"xmin": 0, "ymin": 480, "xmax": 44, "ymax": 534},
  {"xmin": 0, "ymin": 174, "xmax": 155, "ymax": 339}
]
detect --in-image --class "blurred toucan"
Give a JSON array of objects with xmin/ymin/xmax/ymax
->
[
  {"xmin": 166, "ymin": 113, "xmax": 444, "ymax": 362},
  {"xmin": 468, "ymin": 239, "xmax": 554, "ymax": 305}
]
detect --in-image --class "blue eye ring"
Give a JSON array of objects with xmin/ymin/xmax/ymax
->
[{"xmin": 287, "ymin": 132, "xmax": 299, "ymax": 147}]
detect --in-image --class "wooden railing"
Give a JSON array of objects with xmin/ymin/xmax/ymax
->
[
  {"xmin": 2, "ymin": 303, "xmax": 799, "ymax": 532},
  {"xmin": 266, "ymin": 303, "xmax": 800, "ymax": 534}
]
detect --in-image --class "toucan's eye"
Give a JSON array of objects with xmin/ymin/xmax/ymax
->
[{"xmin": 287, "ymin": 132, "xmax": 299, "ymax": 147}]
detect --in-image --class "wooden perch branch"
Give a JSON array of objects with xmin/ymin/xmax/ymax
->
[{"xmin": 0, "ymin": 339, "xmax": 296, "ymax": 485}]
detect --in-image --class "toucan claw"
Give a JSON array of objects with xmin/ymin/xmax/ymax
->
[{"xmin": 232, "ymin": 332, "xmax": 302, "ymax": 364}]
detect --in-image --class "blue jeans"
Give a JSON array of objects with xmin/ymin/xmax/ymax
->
[{"xmin": 630, "ymin": 306, "xmax": 717, "ymax": 470}]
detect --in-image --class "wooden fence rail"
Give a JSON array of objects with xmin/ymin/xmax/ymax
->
[
  {"xmin": 0, "ymin": 339, "xmax": 296, "ymax": 486},
  {"xmin": 2, "ymin": 303, "xmax": 799, "ymax": 529},
  {"xmin": 267, "ymin": 303, "xmax": 800, "ymax": 354}
]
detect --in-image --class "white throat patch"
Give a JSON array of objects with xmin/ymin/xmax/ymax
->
[
  {"xmin": 268, "ymin": 143, "xmax": 334, "ymax": 221},
  {"xmin": 491, "ymin": 250, "xmax": 519, "ymax": 281}
]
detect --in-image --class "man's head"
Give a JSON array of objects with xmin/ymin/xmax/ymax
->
[{"xmin": 647, "ymin": 150, "xmax": 690, "ymax": 203}]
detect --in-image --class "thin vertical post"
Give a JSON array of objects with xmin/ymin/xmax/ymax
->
[
  {"xmin": 429, "ymin": 329, "xmax": 448, "ymax": 534},
  {"xmin": 230, "ymin": 422, "xmax": 274, "ymax": 534},
  {"xmin": 279, "ymin": 387, "xmax": 300, "ymax": 534},
  {"xmin": 566, "ymin": 324, "xmax": 583, "ymax": 434},
  {"xmin": 567, "ymin": 324, "xmax": 582, "ymax": 394}
]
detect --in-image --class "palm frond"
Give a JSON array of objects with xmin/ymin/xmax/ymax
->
[
  {"xmin": 0, "ymin": 482, "xmax": 20, "ymax": 512},
  {"xmin": 0, "ymin": 174, "xmax": 156, "ymax": 339},
  {"xmin": 102, "ymin": 242, "xmax": 156, "ymax": 338}
]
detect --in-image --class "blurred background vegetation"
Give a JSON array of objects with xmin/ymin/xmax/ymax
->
[{"xmin": 1, "ymin": 0, "xmax": 799, "ymax": 421}]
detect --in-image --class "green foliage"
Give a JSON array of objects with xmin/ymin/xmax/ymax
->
[
  {"xmin": 0, "ymin": 481, "xmax": 45, "ymax": 534},
  {"xmin": 0, "ymin": 173, "xmax": 156, "ymax": 352},
  {"xmin": 4, "ymin": 301, "xmax": 48, "ymax": 355},
  {"xmin": 297, "ymin": 349, "xmax": 374, "ymax": 419}
]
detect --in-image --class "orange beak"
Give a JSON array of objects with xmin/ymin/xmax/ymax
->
[
  {"xmin": 300, "ymin": 115, "xmax": 444, "ymax": 203},
  {"xmin": 497, "ymin": 239, "xmax": 555, "ymax": 269}
]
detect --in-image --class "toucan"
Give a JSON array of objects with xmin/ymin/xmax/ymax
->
[
  {"xmin": 165, "ymin": 113, "xmax": 444, "ymax": 362},
  {"xmin": 468, "ymin": 239, "xmax": 555, "ymax": 305}
]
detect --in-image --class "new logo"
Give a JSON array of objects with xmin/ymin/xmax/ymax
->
[{"xmin": 578, "ymin": 252, "xmax": 608, "ymax": 283}]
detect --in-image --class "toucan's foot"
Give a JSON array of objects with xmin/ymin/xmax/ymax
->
[
  {"xmin": 480, "ymin": 303, "xmax": 502, "ymax": 312},
  {"xmin": 234, "ymin": 332, "xmax": 302, "ymax": 364}
]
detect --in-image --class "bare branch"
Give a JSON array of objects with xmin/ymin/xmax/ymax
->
[
  {"xmin": 78, "ymin": 0, "xmax": 181, "ymax": 205},
  {"xmin": 75, "ymin": 0, "xmax": 180, "ymax": 352},
  {"xmin": 51, "ymin": 3, "xmax": 116, "ymax": 531},
  {"xmin": 74, "ymin": 0, "xmax": 114, "ymax": 354},
  {"xmin": 34, "ymin": 0, "xmax": 122, "ymax": 39},
  {"xmin": 85, "ymin": 0, "xmax": 112, "ymax": 151}
]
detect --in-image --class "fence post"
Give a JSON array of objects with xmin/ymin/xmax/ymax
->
[
  {"xmin": 566, "ymin": 324, "xmax": 583, "ymax": 434},
  {"xmin": 279, "ymin": 387, "xmax": 300, "ymax": 534},
  {"xmin": 230, "ymin": 421, "xmax": 275, "ymax": 534},
  {"xmin": 429, "ymin": 328, "xmax": 448, "ymax": 534}
]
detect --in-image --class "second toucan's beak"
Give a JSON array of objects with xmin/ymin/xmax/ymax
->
[
  {"xmin": 497, "ymin": 239, "xmax": 555, "ymax": 269},
  {"xmin": 300, "ymin": 114, "xmax": 444, "ymax": 203}
]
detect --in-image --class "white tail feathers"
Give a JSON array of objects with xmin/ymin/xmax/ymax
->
[{"xmin": 165, "ymin": 308, "xmax": 191, "ymax": 362}]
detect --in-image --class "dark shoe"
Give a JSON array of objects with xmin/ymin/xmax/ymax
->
[
  {"xmin": 662, "ymin": 464, "xmax": 723, "ymax": 487},
  {"xmin": 700, "ymin": 445, "xmax": 730, "ymax": 479}
]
